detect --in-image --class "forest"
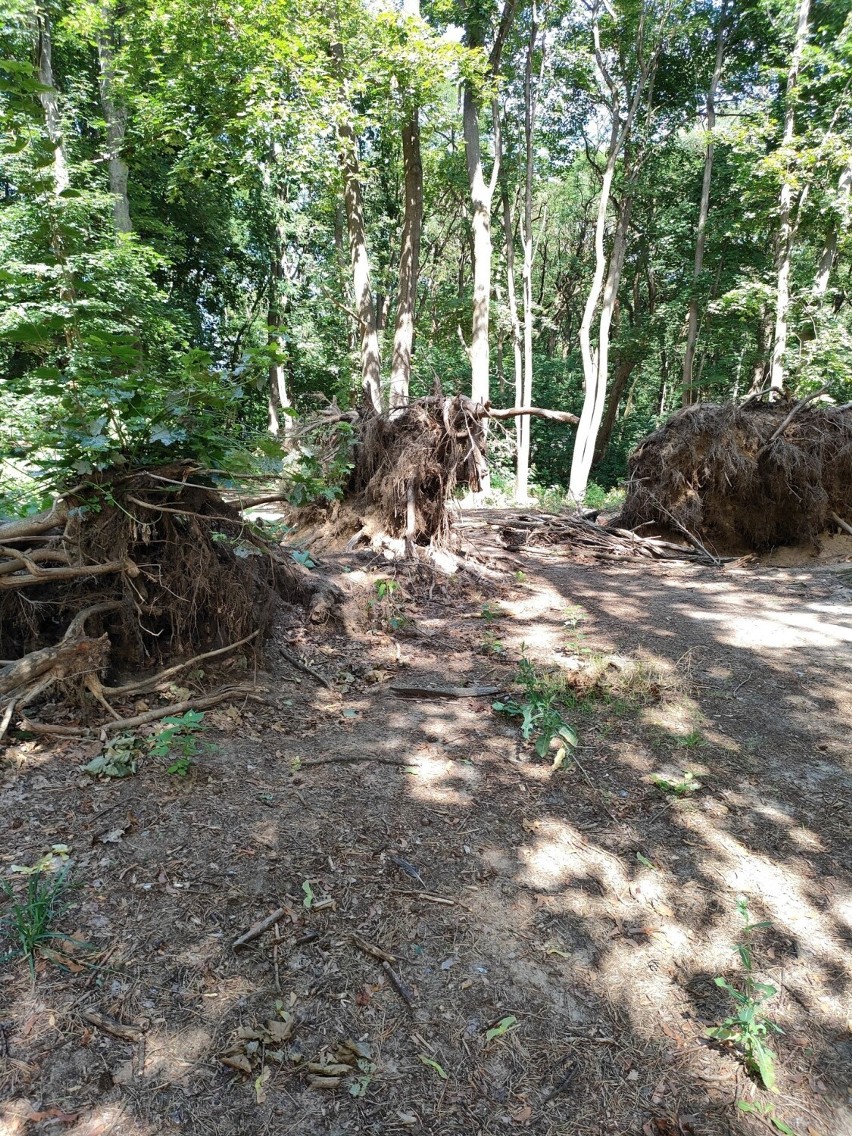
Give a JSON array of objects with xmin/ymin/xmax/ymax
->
[
  {"xmin": 1, "ymin": 0, "xmax": 849, "ymax": 512},
  {"xmin": 1, "ymin": 3, "xmax": 851, "ymax": 1136}
]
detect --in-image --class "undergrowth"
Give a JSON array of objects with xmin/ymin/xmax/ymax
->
[
  {"xmin": 1, "ymin": 867, "xmax": 77, "ymax": 977},
  {"xmin": 708, "ymin": 898, "xmax": 782, "ymax": 1090}
]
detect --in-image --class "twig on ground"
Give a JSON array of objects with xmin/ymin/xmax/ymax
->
[
  {"xmin": 390, "ymin": 683, "xmax": 502, "ymax": 698},
  {"xmin": 102, "ymin": 631, "xmax": 260, "ymax": 696},
  {"xmin": 21, "ymin": 684, "xmax": 264, "ymax": 738},
  {"xmin": 381, "ymin": 960, "xmax": 415, "ymax": 1011},
  {"xmin": 300, "ymin": 754, "xmax": 412, "ymax": 768},
  {"xmin": 233, "ymin": 907, "xmax": 289, "ymax": 950},
  {"xmin": 82, "ymin": 1009, "xmax": 143, "ymax": 1043},
  {"xmin": 351, "ymin": 935, "xmax": 396, "ymax": 963},
  {"xmin": 279, "ymin": 645, "xmax": 333, "ymax": 689}
]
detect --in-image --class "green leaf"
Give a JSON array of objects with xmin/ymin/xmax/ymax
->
[
  {"xmin": 418, "ymin": 1054, "xmax": 448, "ymax": 1079},
  {"xmin": 485, "ymin": 1015, "xmax": 518, "ymax": 1042},
  {"xmin": 753, "ymin": 1039, "xmax": 777, "ymax": 1090},
  {"xmin": 535, "ymin": 732, "xmax": 551, "ymax": 758},
  {"xmin": 302, "ymin": 880, "xmax": 314, "ymax": 909}
]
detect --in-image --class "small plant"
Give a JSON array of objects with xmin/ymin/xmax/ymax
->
[
  {"xmin": 479, "ymin": 602, "xmax": 504, "ymax": 622},
  {"xmin": 677, "ymin": 729, "xmax": 705, "ymax": 749},
  {"xmin": 707, "ymin": 898, "xmax": 782, "ymax": 1090},
  {"xmin": 736, "ymin": 1101, "xmax": 797, "ymax": 1134},
  {"xmin": 479, "ymin": 629, "xmax": 505, "ymax": 656},
  {"xmin": 369, "ymin": 578, "xmax": 411, "ymax": 631},
  {"xmin": 81, "ymin": 733, "xmax": 140, "ymax": 778},
  {"xmin": 493, "ymin": 651, "xmax": 578, "ymax": 760},
  {"xmin": 1, "ymin": 867, "xmax": 76, "ymax": 977},
  {"xmin": 651, "ymin": 769, "xmax": 701, "ymax": 796},
  {"xmin": 167, "ymin": 755, "xmax": 194, "ymax": 777},
  {"xmin": 513, "ymin": 570, "xmax": 527, "ymax": 583},
  {"xmin": 149, "ymin": 710, "xmax": 206, "ymax": 763}
]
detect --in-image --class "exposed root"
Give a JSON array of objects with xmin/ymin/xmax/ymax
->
[
  {"xmin": 0, "ymin": 464, "xmax": 342, "ymax": 739},
  {"xmin": 617, "ymin": 398, "xmax": 852, "ymax": 550}
]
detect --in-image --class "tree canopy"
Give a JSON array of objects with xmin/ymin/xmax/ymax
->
[{"xmin": 1, "ymin": 0, "xmax": 850, "ymax": 506}]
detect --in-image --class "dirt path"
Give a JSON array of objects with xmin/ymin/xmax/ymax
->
[{"xmin": 1, "ymin": 541, "xmax": 850, "ymax": 1136}]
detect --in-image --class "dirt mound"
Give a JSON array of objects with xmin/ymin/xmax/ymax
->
[{"xmin": 617, "ymin": 398, "xmax": 852, "ymax": 551}]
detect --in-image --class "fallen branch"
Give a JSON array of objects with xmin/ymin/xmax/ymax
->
[
  {"xmin": 20, "ymin": 683, "xmax": 264, "ymax": 737},
  {"xmin": 351, "ymin": 935, "xmax": 396, "ymax": 963},
  {"xmin": 484, "ymin": 405, "xmax": 580, "ymax": 426},
  {"xmin": 233, "ymin": 907, "xmax": 289, "ymax": 950},
  {"xmin": 390, "ymin": 683, "xmax": 502, "ymax": 698},
  {"xmin": 278, "ymin": 645, "xmax": 333, "ymax": 689},
  {"xmin": 300, "ymin": 754, "xmax": 413, "ymax": 768},
  {"xmin": 381, "ymin": 960, "xmax": 415, "ymax": 1011},
  {"xmin": 102, "ymin": 630, "xmax": 260, "ymax": 697},
  {"xmin": 832, "ymin": 511, "xmax": 852, "ymax": 537},
  {"xmin": 82, "ymin": 1009, "xmax": 143, "ymax": 1043}
]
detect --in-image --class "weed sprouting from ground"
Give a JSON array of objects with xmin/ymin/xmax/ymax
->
[
  {"xmin": 1, "ymin": 867, "xmax": 77, "ymax": 977},
  {"xmin": 708, "ymin": 898, "xmax": 782, "ymax": 1090},
  {"xmin": 493, "ymin": 651, "xmax": 578, "ymax": 762}
]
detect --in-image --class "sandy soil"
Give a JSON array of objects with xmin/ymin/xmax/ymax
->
[{"xmin": 1, "ymin": 529, "xmax": 850, "ymax": 1136}]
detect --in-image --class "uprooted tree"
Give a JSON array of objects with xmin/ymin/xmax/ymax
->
[
  {"xmin": 0, "ymin": 465, "xmax": 341, "ymax": 742},
  {"xmin": 286, "ymin": 393, "xmax": 579, "ymax": 554},
  {"xmin": 617, "ymin": 395, "xmax": 852, "ymax": 550}
]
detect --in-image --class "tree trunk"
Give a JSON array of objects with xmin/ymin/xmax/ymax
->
[
  {"xmin": 463, "ymin": 86, "xmax": 497, "ymax": 407},
  {"xmin": 339, "ymin": 122, "xmax": 382, "ymax": 412},
  {"xmin": 36, "ymin": 6, "xmax": 69, "ymax": 195},
  {"xmin": 593, "ymin": 356, "xmax": 638, "ymax": 464},
  {"xmin": 770, "ymin": 0, "xmax": 811, "ymax": 395},
  {"xmin": 267, "ymin": 241, "xmax": 293, "ymax": 440},
  {"xmin": 814, "ymin": 158, "xmax": 851, "ymax": 297},
  {"xmin": 501, "ymin": 185, "xmax": 523, "ymax": 457},
  {"xmin": 390, "ymin": 108, "xmax": 423, "ymax": 409},
  {"xmin": 516, "ymin": 8, "xmax": 544, "ymax": 502},
  {"xmin": 568, "ymin": 116, "xmax": 621, "ymax": 501},
  {"xmin": 682, "ymin": 0, "xmax": 727, "ymax": 405},
  {"xmin": 96, "ymin": 12, "xmax": 132, "ymax": 234}
]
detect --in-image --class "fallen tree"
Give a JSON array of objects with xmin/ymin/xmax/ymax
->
[
  {"xmin": 0, "ymin": 464, "xmax": 340, "ymax": 741},
  {"xmin": 288, "ymin": 393, "xmax": 579, "ymax": 554},
  {"xmin": 616, "ymin": 395, "xmax": 852, "ymax": 550}
]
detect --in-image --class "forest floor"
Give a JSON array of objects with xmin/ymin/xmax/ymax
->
[{"xmin": 1, "ymin": 516, "xmax": 851, "ymax": 1136}]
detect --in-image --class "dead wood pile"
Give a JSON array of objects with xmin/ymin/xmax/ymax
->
[
  {"xmin": 493, "ymin": 513, "xmax": 719, "ymax": 563},
  {"xmin": 0, "ymin": 464, "xmax": 340, "ymax": 740},
  {"xmin": 617, "ymin": 397, "xmax": 852, "ymax": 550}
]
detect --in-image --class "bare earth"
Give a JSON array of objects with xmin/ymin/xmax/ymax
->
[{"xmin": 1, "ymin": 527, "xmax": 851, "ymax": 1136}]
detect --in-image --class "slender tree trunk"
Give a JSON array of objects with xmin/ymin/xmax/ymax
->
[
  {"xmin": 814, "ymin": 158, "xmax": 851, "ymax": 296},
  {"xmin": 594, "ymin": 356, "xmax": 638, "ymax": 464},
  {"xmin": 770, "ymin": 0, "xmax": 811, "ymax": 394},
  {"xmin": 390, "ymin": 108, "xmax": 423, "ymax": 409},
  {"xmin": 36, "ymin": 7, "xmax": 69, "ymax": 195},
  {"xmin": 568, "ymin": 117, "xmax": 620, "ymax": 500},
  {"xmin": 36, "ymin": 3, "xmax": 75, "ymax": 324},
  {"xmin": 96, "ymin": 12, "xmax": 131, "ymax": 234},
  {"xmin": 682, "ymin": 0, "xmax": 727, "ymax": 405},
  {"xmin": 339, "ymin": 121, "xmax": 382, "ymax": 412},
  {"xmin": 463, "ymin": 87, "xmax": 498, "ymax": 407},
  {"xmin": 268, "ymin": 236, "xmax": 293, "ymax": 440},
  {"xmin": 516, "ymin": 8, "xmax": 543, "ymax": 502},
  {"xmin": 501, "ymin": 185, "xmax": 523, "ymax": 456},
  {"xmin": 584, "ymin": 192, "xmax": 632, "ymax": 469}
]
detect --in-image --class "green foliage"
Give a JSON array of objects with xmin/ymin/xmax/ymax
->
[
  {"xmin": 651, "ymin": 769, "xmax": 701, "ymax": 796},
  {"xmin": 369, "ymin": 578, "xmax": 412, "ymax": 631},
  {"xmin": 81, "ymin": 734, "xmax": 139, "ymax": 779},
  {"xmin": 707, "ymin": 899, "xmax": 782, "ymax": 1090},
  {"xmin": 493, "ymin": 651, "xmax": 579, "ymax": 760},
  {"xmin": 0, "ymin": 866, "xmax": 76, "ymax": 977},
  {"xmin": 736, "ymin": 1101, "xmax": 797, "ymax": 1135},
  {"xmin": 149, "ymin": 711, "xmax": 206, "ymax": 764}
]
